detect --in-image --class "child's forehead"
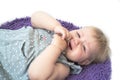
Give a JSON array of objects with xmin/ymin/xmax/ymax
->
[
  {"xmin": 77, "ymin": 27, "xmax": 95, "ymax": 34},
  {"xmin": 81, "ymin": 27, "xmax": 94, "ymax": 30}
]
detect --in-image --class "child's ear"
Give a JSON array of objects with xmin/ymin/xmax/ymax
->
[{"xmin": 80, "ymin": 60, "xmax": 91, "ymax": 65}]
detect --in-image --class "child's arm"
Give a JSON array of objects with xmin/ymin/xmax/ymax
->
[
  {"xmin": 48, "ymin": 63, "xmax": 70, "ymax": 80},
  {"xmin": 28, "ymin": 34, "xmax": 70, "ymax": 80},
  {"xmin": 31, "ymin": 11, "xmax": 71, "ymax": 39},
  {"xmin": 31, "ymin": 11, "xmax": 60, "ymax": 31}
]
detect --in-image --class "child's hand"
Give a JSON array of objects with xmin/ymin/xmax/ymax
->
[
  {"xmin": 51, "ymin": 34, "xmax": 67, "ymax": 51},
  {"xmin": 54, "ymin": 26, "xmax": 71, "ymax": 40}
]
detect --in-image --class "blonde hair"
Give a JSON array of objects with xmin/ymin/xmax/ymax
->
[{"xmin": 89, "ymin": 26, "xmax": 111, "ymax": 63}]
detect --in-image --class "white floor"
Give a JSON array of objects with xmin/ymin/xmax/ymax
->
[{"xmin": 0, "ymin": 0, "xmax": 120, "ymax": 80}]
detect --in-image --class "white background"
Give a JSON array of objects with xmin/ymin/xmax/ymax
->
[{"xmin": 0, "ymin": 0, "xmax": 120, "ymax": 80}]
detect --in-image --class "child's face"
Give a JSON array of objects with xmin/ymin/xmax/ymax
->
[{"xmin": 65, "ymin": 27, "xmax": 98, "ymax": 65}]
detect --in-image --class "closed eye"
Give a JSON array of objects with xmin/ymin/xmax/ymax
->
[{"xmin": 77, "ymin": 32, "xmax": 80, "ymax": 38}]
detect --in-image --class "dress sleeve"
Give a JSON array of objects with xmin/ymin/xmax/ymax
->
[{"xmin": 57, "ymin": 54, "xmax": 82, "ymax": 74}]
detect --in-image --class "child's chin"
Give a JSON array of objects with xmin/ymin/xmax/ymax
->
[
  {"xmin": 65, "ymin": 48, "xmax": 72, "ymax": 53},
  {"xmin": 65, "ymin": 53, "xmax": 72, "ymax": 60}
]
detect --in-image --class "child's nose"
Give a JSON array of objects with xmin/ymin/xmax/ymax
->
[{"xmin": 75, "ymin": 38, "xmax": 81, "ymax": 45}]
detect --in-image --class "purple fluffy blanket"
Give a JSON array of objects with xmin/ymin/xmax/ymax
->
[{"xmin": 0, "ymin": 17, "xmax": 111, "ymax": 80}]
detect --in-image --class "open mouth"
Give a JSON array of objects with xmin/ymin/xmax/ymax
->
[{"xmin": 68, "ymin": 42, "xmax": 72, "ymax": 50}]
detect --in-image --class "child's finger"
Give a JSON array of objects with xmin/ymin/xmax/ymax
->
[
  {"xmin": 66, "ymin": 32, "xmax": 71, "ymax": 41},
  {"xmin": 62, "ymin": 32, "xmax": 66, "ymax": 39},
  {"xmin": 68, "ymin": 33, "xmax": 72, "ymax": 40}
]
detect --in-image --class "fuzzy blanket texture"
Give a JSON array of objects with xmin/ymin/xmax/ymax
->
[{"xmin": 0, "ymin": 17, "xmax": 111, "ymax": 80}]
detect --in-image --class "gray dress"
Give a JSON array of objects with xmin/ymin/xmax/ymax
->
[{"xmin": 0, "ymin": 26, "xmax": 82, "ymax": 80}]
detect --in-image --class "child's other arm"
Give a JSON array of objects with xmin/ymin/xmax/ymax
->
[
  {"xmin": 48, "ymin": 63, "xmax": 70, "ymax": 80},
  {"xmin": 28, "ymin": 34, "xmax": 69, "ymax": 80},
  {"xmin": 28, "ymin": 45, "xmax": 69, "ymax": 80}
]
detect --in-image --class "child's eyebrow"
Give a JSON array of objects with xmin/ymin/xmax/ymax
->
[{"xmin": 76, "ymin": 31, "xmax": 81, "ymax": 38}]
